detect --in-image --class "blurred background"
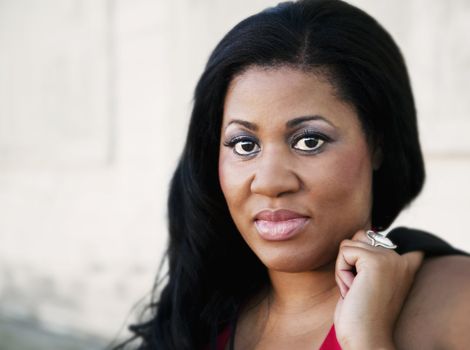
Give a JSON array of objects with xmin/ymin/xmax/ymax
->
[{"xmin": 0, "ymin": 0, "xmax": 469, "ymax": 349}]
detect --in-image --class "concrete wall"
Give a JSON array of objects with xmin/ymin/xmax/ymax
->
[{"xmin": 0, "ymin": 0, "xmax": 469, "ymax": 343}]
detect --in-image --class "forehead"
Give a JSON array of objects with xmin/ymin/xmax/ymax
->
[{"xmin": 222, "ymin": 66, "xmax": 360, "ymax": 131}]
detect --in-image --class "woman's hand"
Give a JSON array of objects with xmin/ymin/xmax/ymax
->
[{"xmin": 333, "ymin": 230, "xmax": 424, "ymax": 350}]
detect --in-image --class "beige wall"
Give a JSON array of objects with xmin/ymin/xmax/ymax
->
[{"xmin": 0, "ymin": 0, "xmax": 469, "ymax": 341}]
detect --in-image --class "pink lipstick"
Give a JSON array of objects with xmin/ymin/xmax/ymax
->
[{"xmin": 254, "ymin": 209, "xmax": 309, "ymax": 241}]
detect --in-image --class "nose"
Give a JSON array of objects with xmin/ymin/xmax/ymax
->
[{"xmin": 250, "ymin": 149, "xmax": 301, "ymax": 198}]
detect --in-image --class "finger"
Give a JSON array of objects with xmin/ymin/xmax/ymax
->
[
  {"xmin": 339, "ymin": 270, "xmax": 355, "ymax": 293},
  {"xmin": 351, "ymin": 230, "xmax": 401, "ymax": 255},
  {"xmin": 403, "ymin": 251, "xmax": 424, "ymax": 274},
  {"xmin": 337, "ymin": 241, "xmax": 390, "ymax": 275},
  {"xmin": 351, "ymin": 229, "xmax": 370, "ymax": 244},
  {"xmin": 335, "ymin": 245, "xmax": 368, "ymax": 295},
  {"xmin": 340, "ymin": 238, "xmax": 378, "ymax": 253},
  {"xmin": 336, "ymin": 245, "xmax": 364, "ymax": 273},
  {"xmin": 335, "ymin": 245, "xmax": 353, "ymax": 297},
  {"xmin": 336, "ymin": 273, "xmax": 350, "ymax": 299}
]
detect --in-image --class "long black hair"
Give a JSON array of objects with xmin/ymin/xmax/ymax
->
[{"xmin": 116, "ymin": 0, "xmax": 425, "ymax": 348}]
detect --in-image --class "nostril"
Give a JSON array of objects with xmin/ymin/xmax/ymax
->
[{"xmin": 250, "ymin": 169, "xmax": 301, "ymax": 197}]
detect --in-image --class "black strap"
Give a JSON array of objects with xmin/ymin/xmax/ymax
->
[{"xmin": 388, "ymin": 227, "xmax": 469, "ymax": 257}]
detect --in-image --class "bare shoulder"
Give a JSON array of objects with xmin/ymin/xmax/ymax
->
[{"xmin": 394, "ymin": 254, "xmax": 470, "ymax": 349}]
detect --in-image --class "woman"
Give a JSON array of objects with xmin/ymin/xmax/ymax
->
[{"xmin": 117, "ymin": 0, "xmax": 470, "ymax": 349}]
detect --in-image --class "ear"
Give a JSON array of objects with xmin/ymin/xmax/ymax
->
[{"xmin": 372, "ymin": 146, "xmax": 383, "ymax": 170}]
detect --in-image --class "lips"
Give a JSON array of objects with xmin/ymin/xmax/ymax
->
[{"xmin": 254, "ymin": 209, "xmax": 309, "ymax": 241}]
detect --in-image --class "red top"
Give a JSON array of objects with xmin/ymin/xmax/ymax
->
[
  {"xmin": 319, "ymin": 325, "xmax": 342, "ymax": 350},
  {"xmin": 208, "ymin": 324, "xmax": 341, "ymax": 349}
]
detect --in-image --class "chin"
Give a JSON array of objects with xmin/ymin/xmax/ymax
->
[{"xmin": 256, "ymin": 245, "xmax": 336, "ymax": 273}]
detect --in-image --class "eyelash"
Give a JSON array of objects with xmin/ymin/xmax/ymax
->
[
  {"xmin": 223, "ymin": 135, "xmax": 260, "ymax": 157},
  {"xmin": 223, "ymin": 130, "xmax": 331, "ymax": 157},
  {"xmin": 292, "ymin": 130, "xmax": 331, "ymax": 153}
]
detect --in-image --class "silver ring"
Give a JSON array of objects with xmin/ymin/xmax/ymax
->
[{"xmin": 366, "ymin": 230, "xmax": 397, "ymax": 250}]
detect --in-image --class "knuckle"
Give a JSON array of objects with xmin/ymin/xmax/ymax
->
[{"xmin": 351, "ymin": 230, "xmax": 365, "ymax": 240}]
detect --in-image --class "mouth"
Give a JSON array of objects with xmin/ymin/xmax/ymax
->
[{"xmin": 254, "ymin": 209, "xmax": 310, "ymax": 241}]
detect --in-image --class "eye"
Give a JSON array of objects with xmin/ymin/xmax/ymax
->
[
  {"xmin": 234, "ymin": 140, "xmax": 260, "ymax": 155},
  {"xmin": 292, "ymin": 132, "xmax": 328, "ymax": 152},
  {"xmin": 294, "ymin": 137, "xmax": 324, "ymax": 151},
  {"xmin": 224, "ymin": 136, "xmax": 261, "ymax": 156}
]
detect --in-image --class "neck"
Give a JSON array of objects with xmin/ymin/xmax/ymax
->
[
  {"xmin": 266, "ymin": 262, "xmax": 339, "ymax": 316},
  {"xmin": 234, "ymin": 263, "xmax": 340, "ymax": 346}
]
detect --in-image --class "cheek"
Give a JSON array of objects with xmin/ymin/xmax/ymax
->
[
  {"xmin": 218, "ymin": 153, "xmax": 256, "ymax": 241},
  {"xmin": 218, "ymin": 152, "xmax": 249, "ymax": 210},
  {"xmin": 308, "ymin": 146, "xmax": 373, "ymax": 225},
  {"xmin": 218, "ymin": 153, "xmax": 234, "ymax": 202}
]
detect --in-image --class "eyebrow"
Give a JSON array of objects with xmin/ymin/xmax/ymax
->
[
  {"xmin": 286, "ymin": 115, "xmax": 335, "ymax": 128},
  {"xmin": 225, "ymin": 115, "xmax": 335, "ymax": 131},
  {"xmin": 226, "ymin": 119, "xmax": 258, "ymax": 131}
]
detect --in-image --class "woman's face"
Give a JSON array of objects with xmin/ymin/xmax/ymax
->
[{"xmin": 218, "ymin": 66, "xmax": 375, "ymax": 272}]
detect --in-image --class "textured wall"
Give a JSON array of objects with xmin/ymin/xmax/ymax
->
[{"xmin": 0, "ymin": 0, "xmax": 469, "ymax": 343}]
